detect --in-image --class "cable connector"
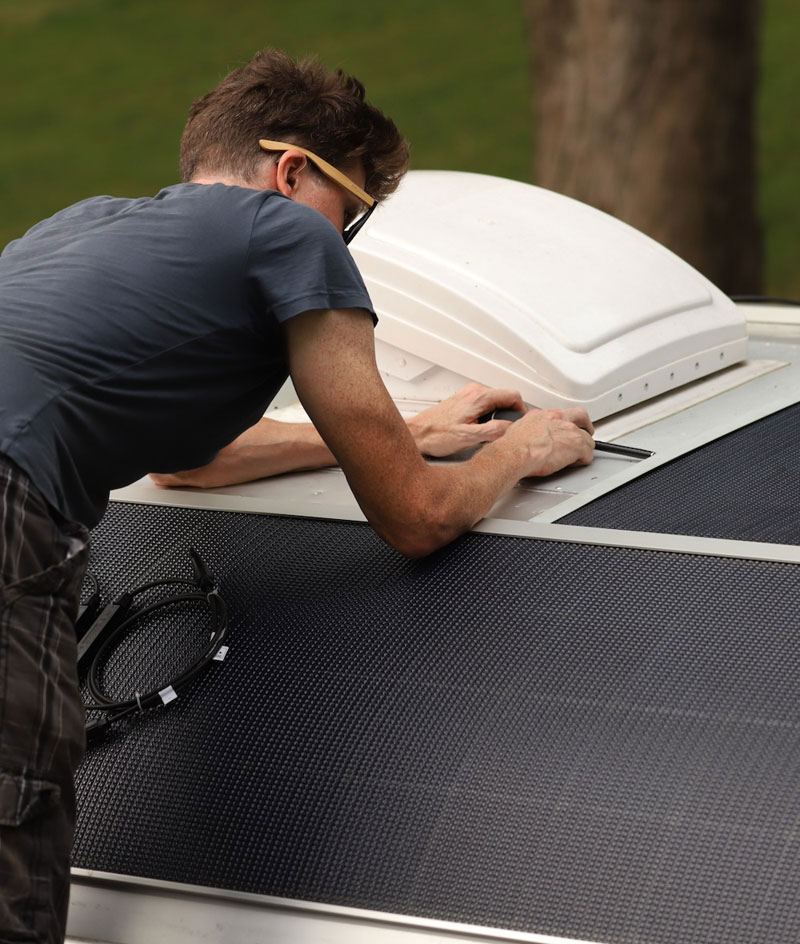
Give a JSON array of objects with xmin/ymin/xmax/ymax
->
[
  {"xmin": 76, "ymin": 592, "xmax": 134, "ymax": 667},
  {"xmin": 76, "ymin": 572, "xmax": 101, "ymax": 641},
  {"xmin": 189, "ymin": 547, "xmax": 216, "ymax": 593},
  {"xmin": 76, "ymin": 596, "xmax": 100, "ymax": 639},
  {"xmin": 85, "ymin": 716, "xmax": 110, "ymax": 744}
]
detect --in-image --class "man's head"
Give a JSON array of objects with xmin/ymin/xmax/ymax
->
[{"xmin": 179, "ymin": 48, "xmax": 409, "ymax": 204}]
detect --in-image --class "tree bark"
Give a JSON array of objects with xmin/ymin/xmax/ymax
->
[{"xmin": 524, "ymin": 0, "xmax": 762, "ymax": 294}]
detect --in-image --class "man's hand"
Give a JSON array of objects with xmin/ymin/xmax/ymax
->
[
  {"xmin": 406, "ymin": 383, "xmax": 523, "ymax": 457},
  {"xmin": 499, "ymin": 407, "xmax": 595, "ymax": 477}
]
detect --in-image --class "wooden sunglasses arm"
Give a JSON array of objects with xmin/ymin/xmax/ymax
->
[{"xmin": 258, "ymin": 139, "xmax": 375, "ymax": 207}]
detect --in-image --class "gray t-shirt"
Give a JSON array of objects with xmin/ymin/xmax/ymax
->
[{"xmin": 0, "ymin": 183, "xmax": 375, "ymax": 526}]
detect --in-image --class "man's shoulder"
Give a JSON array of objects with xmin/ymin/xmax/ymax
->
[
  {"xmin": 248, "ymin": 188, "xmax": 347, "ymax": 253},
  {"xmin": 152, "ymin": 183, "xmax": 310, "ymax": 238}
]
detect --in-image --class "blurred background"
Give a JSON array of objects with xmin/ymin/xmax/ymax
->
[{"xmin": 1, "ymin": 0, "xmax": 797, "ymax": 296}]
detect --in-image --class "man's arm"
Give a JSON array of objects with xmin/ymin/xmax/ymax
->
[
  {"xmin": 283, "ymin": 308, "xmax": 594, "ymax": 558},
  {"xmin": 148, "ymin": 418, "xmax": 337, "ymax": 488},
  {"xmin": 148, "ymin": 383, "xmax": 521, "ymax": 489}
]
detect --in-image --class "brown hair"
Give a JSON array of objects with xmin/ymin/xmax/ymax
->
[{"xmin": 179, "ymin": 49, "xmax": 409, "ymax": 201}]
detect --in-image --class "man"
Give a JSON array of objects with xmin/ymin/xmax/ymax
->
[{"xmin": 0, "ymin": 48, "xmax": 593, "ymax": 942}]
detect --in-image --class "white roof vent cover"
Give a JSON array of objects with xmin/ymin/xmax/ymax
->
[{"xmin": 350, "ymin": 170, "xmax": 747, "ymax": 419}]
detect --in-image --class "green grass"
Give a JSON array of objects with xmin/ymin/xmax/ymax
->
[
  {"xmin": 0, "ymin": 0, "xmax": 797, "ymax": 295},
  {"xmin": 0, "ymin": 0, "xmax": 530, "ymax": 236}
]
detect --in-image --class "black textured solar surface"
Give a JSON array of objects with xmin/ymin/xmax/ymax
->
[
  {"xmin": 563, "ymin": 403, "xmax": 800, "ymax": 542},
  {"xmin": 74, "ymin": 501, "xmax": 800, "ymax": 944}
]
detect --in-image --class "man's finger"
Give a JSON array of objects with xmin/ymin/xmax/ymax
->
[
  {"xmin": 558, "ymin": 407, "xmax": 595, "ymax": 435},
  {"xmin": 480, "ymin": 388, "xmax": 525, "ymax": 414},
  {"xmin": 463, "ymin": 385, "xmax": 524, "ymax": 419}
]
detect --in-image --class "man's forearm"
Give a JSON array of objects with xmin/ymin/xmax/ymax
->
[
  {"xmin": 149, "ymin": 417, "xmax": 337, "ymax": 488},
  {"xmin": 343, "ymin": 407, "xmax": 592, "ymax": 558}
]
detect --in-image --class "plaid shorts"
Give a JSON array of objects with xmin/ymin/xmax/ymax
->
[{"xmin": 0, "ymin": 456, "xmax": 88, "ymax": 944}]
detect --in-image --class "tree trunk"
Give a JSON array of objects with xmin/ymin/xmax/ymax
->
[{"xmin": 523, "ymin": 0, "xmax": 762, "ymax": 294}]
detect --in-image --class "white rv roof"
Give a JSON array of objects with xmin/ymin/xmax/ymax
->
[{"xmin": 351, "ymin": 170, "xmax": 747, "ymax": 419}]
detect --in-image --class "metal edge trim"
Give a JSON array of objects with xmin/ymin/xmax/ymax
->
[
  {"xmin": 69, "ymin": 869, "xmax": 605, "ymax": 944},
  {"xmin": 472, "ymin": 520, "xmax": 800, "ymax": 566},
  {"xmin": 741, "ymin": 303, "xmax": 800, "ymax": 327},
  {"xmin": 106, "ymin": 493, "xmax": 800, "ymax": 567}
]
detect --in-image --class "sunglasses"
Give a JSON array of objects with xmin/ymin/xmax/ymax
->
[{"xmin": 258, "ymin": 139, "xmax": 377, "ymax": 244}]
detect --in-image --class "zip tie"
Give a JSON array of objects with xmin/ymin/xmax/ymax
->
[{"xmin": 135, "ymin": 691, "xmax": 144, "ymax": 713}]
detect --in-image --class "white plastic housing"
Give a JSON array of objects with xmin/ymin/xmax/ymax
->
[{"xmin": 350, "ymin": 171, "xmax": 748, "ymax": 419}]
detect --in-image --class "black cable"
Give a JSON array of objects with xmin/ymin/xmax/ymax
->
[{"xmin": 82, "ymin": 548, "xmax": 229, "ymax": 742}]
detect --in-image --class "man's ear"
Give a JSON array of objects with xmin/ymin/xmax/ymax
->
[{"xmin": 275, "ymin": 151, "xmax": 309, "ymax": 199}]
